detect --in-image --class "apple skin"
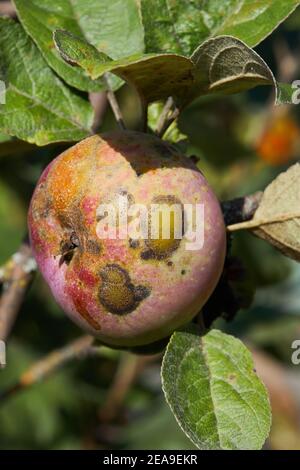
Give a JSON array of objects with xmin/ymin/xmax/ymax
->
[{"xmin": 28, "ymin": 131, "xmax": 226, "ymax": 347}]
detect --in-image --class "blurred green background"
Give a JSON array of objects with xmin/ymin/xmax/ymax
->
[{"xmin": 1, "ymin": 1, "xmax": 300, "ymax": 451}]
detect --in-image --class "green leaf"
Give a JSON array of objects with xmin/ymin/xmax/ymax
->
[
  {"xmin": 69, "ymin": 0, "xmax": 144, "ymax": 59},
  {"xmin": 53, "ymin": 29, "xmax": 113, "ymax": 76},
  {"xmin": 0, "ymin": 133, "xmax": 12, "ymax": 144},
  {"xmin": 214, "ymin": 1, "xmax": 300, "ymax": 47},
  {"xmin": 0, "ymin": 17, "xmax": 93, "ymax": 146},
  {"xmin": 13, "ymin": 0, "xmax": 144, "ymax": 92},
  {"xmin": 54, "ymin": 29, "xmax": 194, "ymax": 104},
  {"xmin": 141, "ymin": 0, "xmax": 300, "ymax": 55},
  {"xmin": 55, "ymin": 30, "xmax": 285, "ymax": 108},
  {"xmin": 162, "ymin": 327, "xmax": 271, "ymax": 450}
]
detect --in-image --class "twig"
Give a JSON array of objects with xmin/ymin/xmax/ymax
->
[
  {"xmin": 89, "ymin": 91, "xmax": 108, "ymax": 133},
  {"xmin": 99, "ymin": 352, "xmax": 138, "ymax": 422},
  {"xmin": 0, "ymin": 335, "xmax": 97, "ymax": 402},
  {"xmin": 103, "ymin": 74, "xmax": 126, "ymax": 130},
  {"xmin": 156, "ymin": 97, "xmax": 180, "ymax": 138},
  {"xmin": 221, "ymin": 191, "xmax": 263, "ymax": 226},
  {"xmin": 99, "ymin": 352, "xmax": 157, "ymax": 423},
  {"xmin": 0, "ymin": 238, "xmax": 36, "ymax": 341},
  {"xmin": 156, "ymin": 97, "xmax": 174, "ymax": 134}
]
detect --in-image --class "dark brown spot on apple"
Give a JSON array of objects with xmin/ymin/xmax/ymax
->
[
  {"xmin": 133, "ymin": 285, "xmax": 151, "ymax": 302},
  {"xmin": 140, "ymin": 249, "xmax": 155, "ymax": 260},
  {"xmin": 99, "ymin": 264, "xmax": 150, "ymax": 315},
  {"xmin": 59, "ymin": 231, "xmax": 80, "ymax": 266},
  {"xmin": 129, "ymin": 238, "xmax": 140, "ymax": 249}
]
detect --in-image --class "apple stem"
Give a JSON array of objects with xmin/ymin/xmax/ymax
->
[
  {"xmin": 103, "ymin": 74, "xmax": 126, "ymax": 131},
  {"xmin": 156, "ymin": 97, "xmax": 180, "ymax": 138}
]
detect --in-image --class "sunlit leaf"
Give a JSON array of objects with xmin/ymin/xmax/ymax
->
[
  {"xmin": 162, "ymin": 327, "xmax": 271, "ymax": 450},
  {"xmin": 13, "ymin": 0, "xmax": 144, "ymax": 91},
  {"xmin": 54, "ymin": 30, "xmax": 194, "ymax": 104},
  {"xmin": 55, "ymin": 30, "xmax": 289, "ymax": 107},
  {"xmin": 141, "ymin": 0, "xmax": 300, "ymax": 54},
  {"xmin": 0, "ymin": 18, "xmax": 93, "ymax": 145}
]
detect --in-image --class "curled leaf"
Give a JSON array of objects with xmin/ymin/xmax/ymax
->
[
  {"xmin": 55, "ymin": 30, "xmax": 291, "ymax": 109},
  {"xmin": 190, "ymin": 36, "xmax": 274, "ymax": 97}
]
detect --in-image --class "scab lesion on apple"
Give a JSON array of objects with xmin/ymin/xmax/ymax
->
[{"xmin": 99, "ymin": 264, "xmax": 151, "ymax": 315}]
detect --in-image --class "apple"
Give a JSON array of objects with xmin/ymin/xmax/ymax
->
[{"xmin": 28, "ymin": 131, "xmax": 226, "ymax": 347}]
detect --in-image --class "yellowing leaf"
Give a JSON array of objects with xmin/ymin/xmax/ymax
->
[{"xmin": 252, "ymin": 163, "xmax": 300, "ymax": 261}]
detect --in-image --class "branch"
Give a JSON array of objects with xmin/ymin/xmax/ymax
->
[
  {"xmin": 99, "ymin": 352, "xmax": 139, "ymax": 422},
  {"xmin": 0, "ymin": 238, "xmax": 36, "ymax": 341},
  {"xmin": 98, "ymin": 352, "xmax": 157, "ymax": 423},
  {"xmin": 221, "ymin": 191, "xmax": 263, "ymax": 226},
  {"xmin": 103, "ymin": 74, "xmax": 126, "ymax": 130},
  {"xmin": 156, "ymin": 97, "xmax": 180, "ymax": 138},
  {"xmin": 0, "ymin": 335, "xmax": 99, "ymax": 402}
]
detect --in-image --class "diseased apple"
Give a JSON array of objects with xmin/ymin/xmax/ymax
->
[{"xmin": 28, "ymin": 131, "xmax": 226, "ymax": 347}]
